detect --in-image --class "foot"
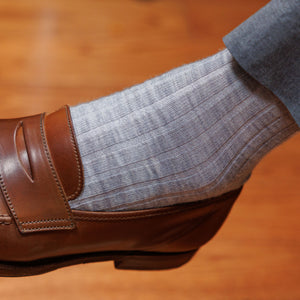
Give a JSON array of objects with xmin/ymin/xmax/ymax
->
[
  {"xmin": 69, "ymin": 49, "xmax": 298, "ymax": 212},
  {"xmin": 0, "ymin": 106, "xmax": 242, "ymax": 276},
  {"xmin": 0, "ymin": 50, "xmax": 298, "ymax": 276}
]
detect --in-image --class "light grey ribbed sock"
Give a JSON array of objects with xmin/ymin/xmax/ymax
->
[{"xmin": 69, "ymin": 49, "xmax": 298, "ymax": 212}]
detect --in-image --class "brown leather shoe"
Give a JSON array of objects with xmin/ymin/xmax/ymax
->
[{"xmin": 0, "ymin": 106, "xmax": 242, "ymax": 277}]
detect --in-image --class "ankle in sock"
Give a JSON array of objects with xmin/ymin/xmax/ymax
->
[{"xmin": 69, "ymin": 49, "xmax": 298, "ymax": 212}]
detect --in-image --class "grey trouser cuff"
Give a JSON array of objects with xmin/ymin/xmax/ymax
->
[{"xmin": 223, "ymin": 0, "xmax": 300, "ymax": 127}]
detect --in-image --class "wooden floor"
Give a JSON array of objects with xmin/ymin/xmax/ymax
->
[{"xmin": 0, "ymin": 0, "xmax": 299, "ymax": 299}]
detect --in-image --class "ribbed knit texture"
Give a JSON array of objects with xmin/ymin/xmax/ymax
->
[{"xmin": 69, "ymin": 49, "xmax": 298, "ymax": 211}]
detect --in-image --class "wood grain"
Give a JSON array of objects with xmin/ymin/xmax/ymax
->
[{"xmin": 0, "ymin": 1, "xmax": 299, "ymax": 299}]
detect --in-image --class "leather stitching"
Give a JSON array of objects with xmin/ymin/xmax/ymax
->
[
  {"xmin": 20, "ymin": 218, "xmax": 72, "ymax": 224},
  {"xmin": 0, "ymin": 116, "xmax": 74, "ymax": 231},
  {"xmin": 0, "ymin": 113, "xmax": 75, "ymax": 232},
  {"xmin": 73, "ymin": 190, "xmax": 238, "ymax": 222},
  {"xmin": 0, "ymin": 214, "xmax": 12, "ymax": 225},
  {"xmin": 22, "ymin": 224, "xmax": 75, "ymax": 232},
  {"xmin": 64, "ymin": 106, "xmax": 83, "ymax": 201},
  {"xmin": 74, "ymin": 206, "xmax": 220, "ymax": 222},
  {"xmin": 0, "ymin": 214, "xmax": 10, "ymax": 217},
  {"xmin": 0, "ymin": 221, "xmax": 11, "ymax": 225},
  {"xmin": 33, "ymin": 113, "xmax": 75, "ymax": 229},
  {"xmin": 0, "ymin": 173, "xmax": 22, "ymax": 229}
]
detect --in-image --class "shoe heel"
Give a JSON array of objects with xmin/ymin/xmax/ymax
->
[{"xmin": 114, "ymin": 250, "xmax": 197, "ymax": 270}]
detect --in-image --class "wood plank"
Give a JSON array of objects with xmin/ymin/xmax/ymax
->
[{"xmin": 0, "ymin": 1, "xmax": 298, "ymax": 299}]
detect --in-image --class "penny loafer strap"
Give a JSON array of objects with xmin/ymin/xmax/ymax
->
[{"xmin": 0, "ymin": 106, "xmax": 83, "ymax": 233}]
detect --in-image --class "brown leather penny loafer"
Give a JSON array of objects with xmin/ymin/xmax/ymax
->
[{"xmin": 0, "ymin": 106, "xmax": 242, "ymax": 277}]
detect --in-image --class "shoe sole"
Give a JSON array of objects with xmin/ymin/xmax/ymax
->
[{"xmin": 0, "ymin": 249, "xmax": 198, "ymax": 277}]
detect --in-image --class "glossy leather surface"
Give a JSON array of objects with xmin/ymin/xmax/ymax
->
[
  {"xmin": 0, "ymin": 107, "xmax": 82, "ymax": 233},
  {"xmin": 0, "ymin": 106, "xmax": 241, "ymax": 264}
]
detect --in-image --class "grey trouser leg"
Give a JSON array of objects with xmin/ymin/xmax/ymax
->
[{"xmin": 223, "ymin": 0, "xmax": 300, "ymax": 127}]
